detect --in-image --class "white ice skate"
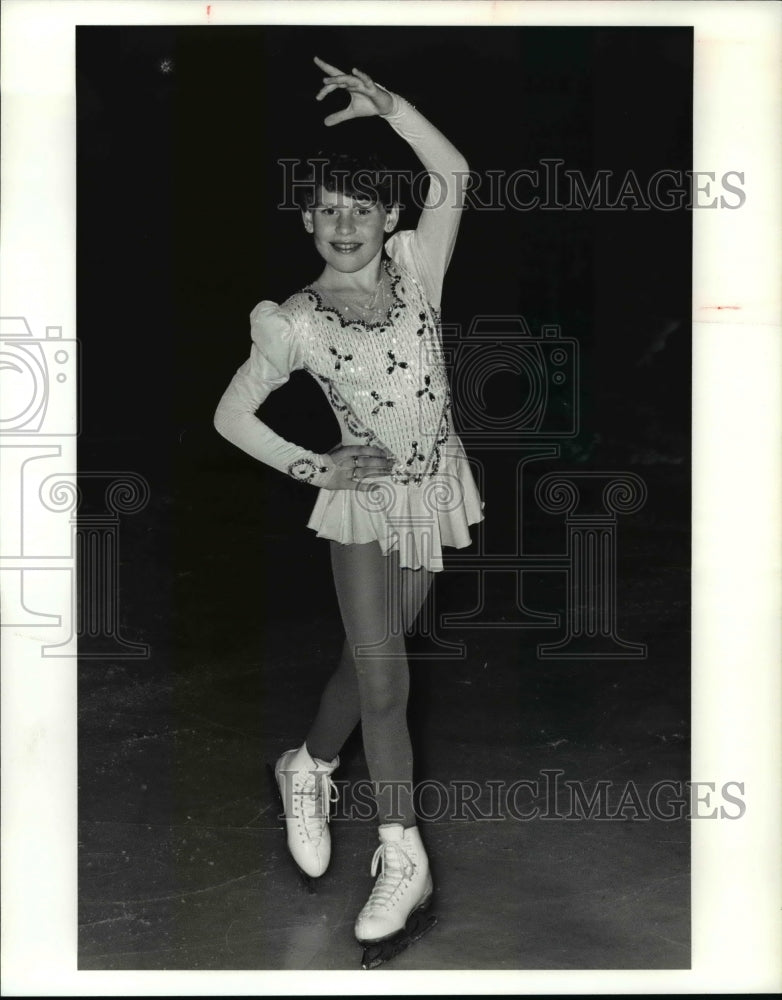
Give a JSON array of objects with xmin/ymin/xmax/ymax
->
[
  {"xmin": 355, "ymin": 823, "xmax": 437, "ymax": 968},
  {"xmin": 273, "ymin": 743, "xmax": 339, "ymax": 880}
]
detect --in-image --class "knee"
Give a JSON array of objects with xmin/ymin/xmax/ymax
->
[{"xmin": 358, "ymin": 667, "xmax": 409, "ymax": 718}]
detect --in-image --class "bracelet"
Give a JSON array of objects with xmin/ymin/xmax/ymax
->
[{"xmin": 287, "ymin": 457, "xmax": 328, "ymax": 484}]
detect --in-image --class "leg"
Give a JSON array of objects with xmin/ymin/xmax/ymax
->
[
  {"xmin": 306, "ymin": 556, "xmax": 433, "ymax": 762},
  {"xmin": 401, "ymin": 564, "xmax": 434, "ymax": 636},
  {"xmin": 305, "ymin": 636, "xmax": 361, "ymax": 763},
  {"xmin": 327, "ymin": 544, "xmax": 437, "ymax": 960},
  {"xmin": 275, "ymin": 543, "xmax": 433, "ymax": 886},
  {"xmin": 350, "ymin": 558, "xmax": 437, "ymax": 953},
  {"xmin": 306, "ymin": 569, "xmax": 433, "ymax": 760},
  {"xmin": 330, "ymin": 540, "xmax": 429, "ymax": 827}
]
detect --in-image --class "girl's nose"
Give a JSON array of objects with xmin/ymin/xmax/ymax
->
[{"xmin": 336, "ymin": 213, "xmax": 356, "ymax": 235}]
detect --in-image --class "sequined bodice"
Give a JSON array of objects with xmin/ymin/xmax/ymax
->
[{"xmin": 282, "ymin": 258, "xmax": 451, "ymax": 484}]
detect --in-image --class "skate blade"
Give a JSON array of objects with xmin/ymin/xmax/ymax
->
[
  {"xmin": 265, "ymin": 762, "xmax": 316, "ymax": 895},
  {"xmin": 360, "ymin": 903, "xmax": 438, "ymax": 970}
]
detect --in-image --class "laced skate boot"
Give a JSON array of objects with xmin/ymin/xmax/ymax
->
[
  {"xmin": 355, "ymin": 823, "xmax": 437, "ymax": 969},
  {"xmin": 273, "ymin": 743, "xmax": 339, "ymax": 880}
]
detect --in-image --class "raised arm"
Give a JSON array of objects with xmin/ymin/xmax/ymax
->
[
  {"xmin": 379, "ymin": 92, "xmax": 468, "ymax": 303},
  {"xmin": 314, "ymin": 57, "xmax": 469, "ymax": 307}
]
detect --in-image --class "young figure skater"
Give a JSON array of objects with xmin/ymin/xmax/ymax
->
[{"xmin": 214, "ymin": 56, "xmax": 483, "ymax": 966}]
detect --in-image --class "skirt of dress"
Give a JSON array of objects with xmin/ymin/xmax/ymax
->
[{"xmin": 306, "ymin": 435, "xmax": 484, "ymax": 572}]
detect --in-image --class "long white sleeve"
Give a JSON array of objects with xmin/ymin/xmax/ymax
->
[
  {"xmin": 213, "ymin": 300, "xmax": 332, "ymax": 486},
  {"xmin": 381, "ymin": 91, "xmax": 469, "ymax": 309}
]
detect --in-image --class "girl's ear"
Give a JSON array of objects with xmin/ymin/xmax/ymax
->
[
  {"xmin": 302, "ymin": 209, "xmax": 314, "ymax": 234},
  {"xmin": 384, "ymin": 204, "xmax": 400, "ymax": 233}
]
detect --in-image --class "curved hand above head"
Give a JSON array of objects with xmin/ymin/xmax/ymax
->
[{"xmin": 314, "ymin": 56, "xmax": 394, "ymax": 127}]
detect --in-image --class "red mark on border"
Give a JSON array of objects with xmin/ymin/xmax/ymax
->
[
  {"xmin": 206, "ymin": 4, "xmax": 211, "ymax": 20},
  {"xmin": 701, "ymin": 305, "xmax": 741, "ymax": 310}
]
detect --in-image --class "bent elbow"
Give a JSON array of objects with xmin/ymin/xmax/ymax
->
[
  {"xmin": 449, "ymin": 156, "xmax": 470, "ymax": 206},
  {"xmin": 213, "ymin": 401, "xmax": 234, "ymax": 441},
  {"xmin": 445, "ymin": 151, "xmax": 469, "ymax": 181}
]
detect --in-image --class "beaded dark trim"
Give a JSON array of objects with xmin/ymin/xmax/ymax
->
[
  {"xmin": 328, "ymin": 346, "xmax": 353, "ymax": 371},
  {"xmin": 405, "ymin": 441, "xmax": 427, "ymax": 467},
  {"xmin": 393, "ymin": 260, "xmax": 439, "ymax": 339},
  {"xmin": 302, "ymin": 258, "xmax": 405, "ymax": 331},
  {"xmin": 416, "ymin": 374, "xmax": 436, "ymax": 401},
  {"xmin": 415, "ymin": 310, "xmax": 429, "ymax": 338},
  {"xmin": 304, "ymin": 365, "xmax": 394, "ymax": 453},
  {"xmin": 370, "ymin": 391, "xmax": 396, "ymax": 416},
  {"xmin": 287, "ymin": 457, "xmax": 329, "ymax": 483},
  {"xmin": 428, "ymin": 396, "xmax": 451, "ymax": 479},
  {"xmin": 386, "ymin": 349, "xmax": 409, "ymax": 374},
  {"xmin": 394, "ymin": 391, "xmax": 451, "ymax": 485}
]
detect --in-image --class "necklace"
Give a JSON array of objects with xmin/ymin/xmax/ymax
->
[{"xmin": 319, "ymin": 267, "xmax": 390, "ymax": 325}]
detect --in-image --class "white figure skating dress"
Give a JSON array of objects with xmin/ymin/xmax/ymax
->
[{"xmin": 214, "ymin": 93, "xmax": 484, "ymax": 572}]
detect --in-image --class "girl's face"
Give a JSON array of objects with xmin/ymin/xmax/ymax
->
[{"xmin": 303, "ymin": 186, "xmax": 398, "ymax": 276}]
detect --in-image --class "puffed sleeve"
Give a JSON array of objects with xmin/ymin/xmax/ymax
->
[{"xmin": 213, "ymin": 301, "xmax": 333, "ymax": 486}]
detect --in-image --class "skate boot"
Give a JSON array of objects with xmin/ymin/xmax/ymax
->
[
  {"xmin": 273, "ymin": 743, "xmax": 339, "ymax": 881},
  {"xmin": 355, "ymin": 823, "xmax": 437, "ymax": 969}
]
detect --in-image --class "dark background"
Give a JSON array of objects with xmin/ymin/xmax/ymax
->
[{"xmin": 77, "ymin": 25, "xmax": 692, "ymax": 970}]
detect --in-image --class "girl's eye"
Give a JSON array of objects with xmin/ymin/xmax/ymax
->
[{"xmin": 355, "ymin": 208, "xmax": 371, "ymax": 216}]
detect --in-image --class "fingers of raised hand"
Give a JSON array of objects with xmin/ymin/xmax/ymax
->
[
  {"xmin": 351, "ymin": 67, "xmax": 374, "ymax": 87},
  {"xmin": 313, "ymin": 55, "xmax": 345, "ymax": 76},
  {"xmin": 314, "ymin": 57, "xmax": 375, "ymax": 88},
  {"xmin": 319, "ymin": 74, "xmax": 373, "ymax": 105},
  {"xmin": 322, "ymin": 72, "xmax": 367, "ymax": 89},
  {"xmin": 316, "ymin": 83, "xmax": 338, "ymax": 102},
  {"xmin": 316, "ymin": 76, "xmax": 371, "ymax": 124},
  {"xmin": 323, "ymin": 110, "xmax": 355, "ymax": 128}
]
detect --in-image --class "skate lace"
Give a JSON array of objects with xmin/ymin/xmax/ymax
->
[
  {"xmin": 298, "ymin": 771, "xmax": 339, "ymax": 841},
  {"xmin": 366, "ymin": 841, "xmax": 415, "ymax": 910}
]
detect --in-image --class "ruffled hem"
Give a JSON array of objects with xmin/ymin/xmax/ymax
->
[{"xmin": 306, "ymin": 436, "xmax": 484, "ymax": 572}]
